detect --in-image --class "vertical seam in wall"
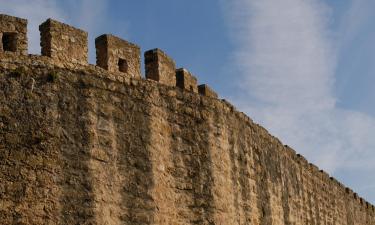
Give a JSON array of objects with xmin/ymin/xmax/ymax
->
[
  {"xmin": 313, "ymin": 178, "xmax": 321, "ymax": 224},
  {"xmin": 197, "ymin": 110, "xmax": 215, "ymax": 224},
  {"xmin": 240, "ymin": 125, "xmax": 256, "ymax": 225},
  {"xmin": 121, "ymin": 86, "xmax": 156, "ymax": 225},
  {"xmin": 88, "ymin": 89, "xmax": 123, "ymax": 225},
  {"xmin": 167, "ymin": 93, "xmax": 196, "ymax": 225},
  {"xmin": 254, "ymin": 136, "xmax": 273, "ymax": 225},
  {"xmin": 228, "ymin": 115, "xmax": 254, "ymax": 224},
  {"xmin": 281, "ymin": 155, "xmax": 291, "ymax": 225},
  {"xmin": 58, "ymin": 77, "xmax": 96, "ymax": 224},
  {"xmin": 147, "ymin": 87, "xmax": 176, "ymax": 224},
  {"xmin": 228, "ymin": 119, "xmax": 240, "ymax": 222}
]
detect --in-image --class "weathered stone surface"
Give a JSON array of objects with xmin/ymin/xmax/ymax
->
[
  {"xmin": 39, "ymin": 19, "xmax": 88, "ymax": 66},
  {"xmin": 95, "ymin": 34, "xmax": 141, "ymax": 79},
  {"xmin": 198, "ymin": 84, "xmax": 218, "ymax": 98},
  {"xmin": 145, "ymin": 48, "xmax": 176, "ymax": 86},
  {"xmin": 1, "ymin": 57, "xmax": 374, "ymax": 225},
  {"xmin": 176, "ymin": 68, "xmax": 198, "ymax": 93},
  {"xmin": 0, "ymin": 14, "xmax": 28, "ymax": 56},
  {"xmin": 0, "ymin": 14, "xmax": 374, "ymax": 225}
]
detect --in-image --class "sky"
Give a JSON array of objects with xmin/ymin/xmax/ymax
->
[{"xmin": 1, "ymin": 0, "xmax": 374, "ymax": 203}]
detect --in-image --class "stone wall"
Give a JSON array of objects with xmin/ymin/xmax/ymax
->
[
  {"xmin": 0, "ymin": 14, "xmax": 374, "ymax": 225},
  {"xmin": 0, "ymin": 14, "xmax": 27, "ymax": 56},
  {"xmin": 198, "ymin": 84, "xmax": 218, "ymax": 98},
  {"xmin": 0, "ymin": 57, "xmax": 374, "ymax": 225},
  {"xmin": 39, "ymin": 19, "xmax": 88, "ymax": 66},
  {"xmin": 95, "ymin": 34, "xmax": 141, "ymax": 79},
  {"xmin": 176, "ymin": 68, "xmax": 198, "ymax": 93},
  {"xmin": 145, "ymin": 48, "xmax": 176, "ymax": 86}
]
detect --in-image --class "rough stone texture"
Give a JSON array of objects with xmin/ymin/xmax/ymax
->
[
  {"xmin": 0, "ymin": 15, "xmax": 374, "ymax": 225},
  {"xmin": 145, "ymin": 48, "xmax": 176, "ymax": 86},
  {"xmin": 198, "ymin": 84, "xmax": 218, "ymax": 98},
  {"xmin": 0, "ymin": 14, "xmax": 27, "ymax": 56},
  {"xmin": 95, "ymin": 34, "xmax": 141, "ymax": 79},
  {"xmin": 176, "ymin": 68, "xmax": 198, "ymax": 93},
  {"xmin": 39, "ymin": 19, "xmax": 88, "ymax": 66},
  {"xmin": 0, "ymin": 56, "xmax": 374, "ymax": 225}
]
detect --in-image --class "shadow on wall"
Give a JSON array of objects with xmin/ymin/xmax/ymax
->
[
  {"xmin": 0, "ymin": 13, "xmax": 218, "ymax": 98},
  {"xmin": 0, "ymin": 13, "xmax": 375, "ymax": 217}
]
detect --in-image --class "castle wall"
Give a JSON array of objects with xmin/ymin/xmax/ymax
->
[
  {"xmin": 198, "ymin": 84, "xmax": 218, "ymax": 98},
  {"xmin": 95, "ymin": 34, "xmax": 141, "ymax": 79},
  {"xmin": 0, "ymin": 14, "xmax": 374, "ymax": 225},
  {"xmin": 176, "ymin": 68, "xmax": 198, "ymax": 93},
  {"xmin": 0, "ymin": 58, "xmax": 374, "ymax": 225},
  {"xmin": 39, "ymin": 19, "xmax": 88, "ymax": 66},
  {"xmin": 0, "ymin": 14, "xmax": 28, "ymax": 56},
  {"xmin": 145, "ymin": 48, "xmax": 176, "ymax": 86}
]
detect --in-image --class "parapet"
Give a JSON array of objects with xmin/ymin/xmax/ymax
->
[
  {"xmin": 308, "ymin": 163, "xmax": 319, "ymax": 174},
  {"xmin": 0, "ymin": 14, "xmax": 27, "ymax": 56},
  {"xmin": 198, "ymin": 84, "xmax": 218, "ymax": 98},
  {"xmin": 145, "ymin": 48, "xmax": 176, "ymax": 86},
  {"xmin": 39, "ymin": 19, "xmax": 88, "ymax": 65},
  {"xmin": 95, "ymin": 34, "xmax": 141, "ymax": 79},
  {"xmin": 0, "ymin": 14, "xmax": 218, "ymax": 98},
  {"xmin": 176, "ymin": 68, "xmax": 198, "ymax": 93},
  {"xmin": 319, "ymin": 169, "xmax": 329, "ymax": 179}
]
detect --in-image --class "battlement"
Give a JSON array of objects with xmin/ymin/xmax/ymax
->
[
  {"xmin": 39, "ymin": 18, "xmax": 88, "ymax": 66},
  {"xmin": 198, "ymin": 84, "xmax": 218, "ymax": 98},
  {"xmin": 176, "ymin": 68, "xmax": 198, "ymax": 93},
  {"xmin": 0, "ymin": 14, "xmax": 27, "ymax": 56},
  {"xmin": 0, "ymin": 13, "xmax": 374, "ymax": 225},
  {"xmin": 95, "ymin": 34, "xmax": 141, "ymax": 79},
  {"xmin": 0, "ymin": 14, "xmax": 217, "ymax": 98},
  {"xmin": 144, "ymin": 48, "xmax": 176, "ymax": 86}
]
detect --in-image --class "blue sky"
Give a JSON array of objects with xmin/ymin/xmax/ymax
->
[{"xmin": 1, "ymin": 0, "xmax": 374, "ymax": 203}]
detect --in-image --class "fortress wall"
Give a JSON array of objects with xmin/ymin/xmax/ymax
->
[
  {"xmin": 0, "ymin": 60, "xmax": 374, "ymax": 225},
  {"xmin": 95, "ymin": 34, "xmax": 141, "ymax": 79},
  {"xmin": 39, "ymin": 19, "xmax": 88, "ymax": 66},
  {"xmin": 176, "ymin": 68, "xmax": 198, "ymax": 93},
  {"xmin": 0, "ymin": 14, "xmax": 375, "ymax": 225},
  {"xmin": 145, "ymin": 48, "xmax": 176, "ymax": 86},
  {"xmin": 0, "ymin": 65, "xmax": 61, "ymax": 224},
  {"xmin": 1, "ymin": 14, "xmax": 210, "ymax": 96},
  {"xmin": 198, "ymin": 84, "xmax": 218, "ymax": 98},
  {"xmin": 0, "ymin": 14, "xmax": 28, "ymax": 56}
]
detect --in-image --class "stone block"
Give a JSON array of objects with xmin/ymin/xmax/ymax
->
[
  {"xmin": 198, "ymin": 84, "xmax": 218, "ymax": 98},
  {"xmin": 176, "ymin": 68, "xmax": 198, "ymax": 93},
  {"xmin": 0, "ymin": 14, "xmax": 28, "ymax": 55},
  {"xmin": 39, "ymin": 19, "xmax": 88, "ymax": 65},
  {"xmin": 145, "ymin": 48, "xmax": 176, "ymax": 86},
  {"xmin": 95, "ymin": 34, "xmax": 141, "ymax": 79}
]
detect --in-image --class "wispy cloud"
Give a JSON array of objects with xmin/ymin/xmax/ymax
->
[{"xmin": 221, "ymin": 0, "xmax": 375, "ymax": 202}]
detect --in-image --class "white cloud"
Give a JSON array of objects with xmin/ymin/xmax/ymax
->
[{"xmin": 221, "ymin": 0, "xmax": 375, "ymax": 202}]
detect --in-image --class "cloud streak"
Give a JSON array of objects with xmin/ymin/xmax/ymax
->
[{"xmin": 221, "ymin": 0, "xmax": 375, "ymax": 202}]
